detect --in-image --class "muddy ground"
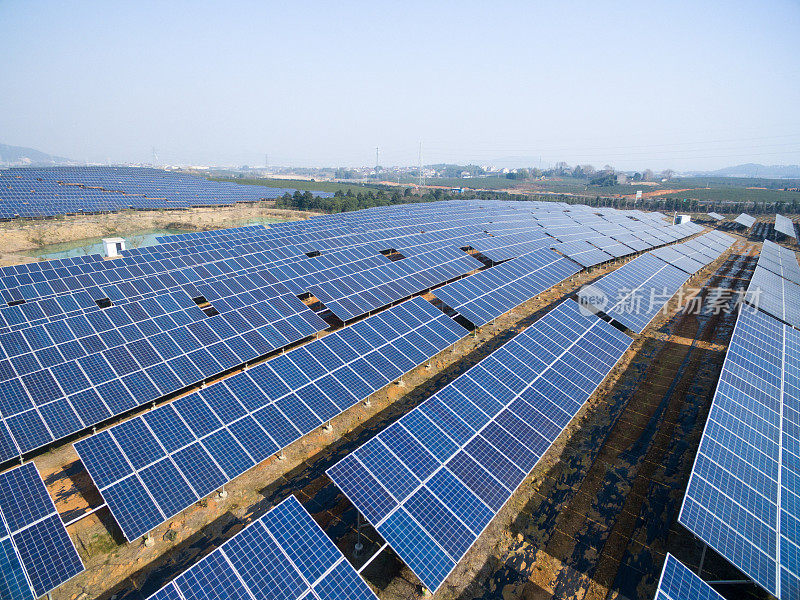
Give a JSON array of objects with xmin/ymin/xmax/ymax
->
[{"xmin": 14, "ymin": 228, "xmax": 770, "ymax": 600}]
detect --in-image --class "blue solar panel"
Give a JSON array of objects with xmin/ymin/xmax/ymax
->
[
  {"xmin": 577, "ymin": 252, "xmax": 691, "ymax": 333},
  {"xmin": 679, "ymin": 304, "xmax": 799, "ymax": 599},
  {"xmin": 655, "ymin": 554, "xmax": 725, "ymax": 600},
  {"xmin": 0, "ymin": 463, "xmax": 84, "ymax": 599},
  {"xmin": 328, "ymin": 299, "xmax": 632, "ymax": 592},
  {"xmin": 145, "ymin": 495, "xmax": 376, "ymax": 600},
  {"xmin": 76, "ymin": 298, "xmax": 469, "ymax": 541},
  {"xmin": 434, "ymin": 249, "xmax": 581, "ymax": 326}
]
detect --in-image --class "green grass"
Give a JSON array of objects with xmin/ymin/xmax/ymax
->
[
  {"xmin": 655, "ymin": 187, "xmax": 800, "ymax": 203},
  {"xmin": 211, "ymin": 177, "xmax": 388, "ymax": 195}
]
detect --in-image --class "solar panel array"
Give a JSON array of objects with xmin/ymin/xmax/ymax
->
[
  {"xmin": 0, "ymin": 197, "xmax": 713, "ymax": 599},
  {"xmin": 0, "ymin": 167, "xmax": 331, "ymax": 219},
  {"xmin": 0, "ymin": 462, "xmax": 84, "ymax": 599},
  {"xmin": 679, "ymin": 305, "xmax": 799, "ymax": 598},
  {"xmin": 758, "ymin": 240, "xmax": 800, "ymax": 285},
  {"xmin": 655, "ymin": 554, "xmax": 724, "ymax": 600},
  {"xmin": 577, "ymin": 231, "xmax": 733, "ymax": 333},
  {"xmin": 327, "ymin": 299, "xmax": 632, "ymax": 592},
  {"xmin": 0, "ymin": 199, "xmax": 706, "ymax": 469},
  {"xmin": 146, "ymin": 495, "xmax": 377, "ymax": 600},
  {"xmin": 433, "ymin": 249, "xmax": 581, "ymax": 326},
  {"xmin": 734, "ymin": 213, "xmax": 756, "ymax": 228},
  {"xmin": 776, "ymin": 214, "xmax": 798, "ymax": 241},
  {"xmin": 0, "ymin": 289, "xmax": 327, "ymax": 462},
  {"xmin": 75, "ymin": 298, "xmax": 469, "ymax": 541},
  {"xmin": 308, "ymin": 246, "xmax": 483, "ymax": 322},
  {"xmin": 708, "ymin": 212, "xmax": 725, "ymax": 221}
]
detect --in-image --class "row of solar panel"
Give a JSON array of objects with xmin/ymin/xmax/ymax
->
[
  {"xmin": 435, "ymin": 250, "xmax": 581, "ymax": 326},
  {"xmin": 75, "ymin": 297, "xmax": 469, "ymax": 541},
  {"xmin": 327, "ymin": 299, "xmax": 632, "ymax": 591},
  {"xmin": 577, "ymin": 231, "xmax": 734, "ymax": 333},
  {"xmin": 0, "ymin": 294, "xmax": 327, "ymax": 463},
  {"xmin": 310, "ymin": 246, "xmax": 484, "ymax": 322},
  {"xmin": 679, "ymin": 241, "xmax": 800, "ymax": 599},
  {"xmin": 0, "ymin": 462, "xmax": 84, "ymax": 600},
  {"xmin": 759, "ymin": 240, "xmax": 800, "ymax": 285}
]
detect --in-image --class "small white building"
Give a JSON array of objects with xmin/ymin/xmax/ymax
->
[
  {"xmin": 102, "ymin": 237, "xmax": 126, "ymax": 257},
  {"xmin": 675, "ymin": 214, "xmax": 691, "ymax": 225}
]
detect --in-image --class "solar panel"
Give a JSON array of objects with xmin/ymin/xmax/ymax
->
[
  {"xmin": 327, "ymin": 299, "xmax": 632, "ymax": 592},
  {"xmin": 708, "ymin": 212, "xmax": 725, "ymax": 221},
  {"xmin": 734, "ymin": 213, "xmax": 756, "ymax": 228},
  {"xmin": 577, "ymin": 253, "xmax": 691, "ymax": 333},
  {"xmin": 434, "ymin": 249, "xmax": 581, "ymax": 326},
  {"xmin": 549, "ymin": 240, "xmax": 614, "ymax": 268},
  {"xmin": 146, "ymin": 495, "xmax": 376, "ymax": 600},
  {"xmin": 0, "ymin": 463, "xmax": 84, "ymax": 599},
  {"xmin": 758, "ymin": 240, "xmax": 800, "ymax": 285},
  {"xmin": 775, "ymin": 214, "xmax": 798, "ymax": 241},
  {"xmin": 75, "ymin": 297, "xmax": 469, "ymax": 541},
  {"xmin": 655, "ymin": 554, "xmax": 724, "ymax": 600},
  {"xmin": 679, "ymin": 306, "xmax": 799, "ymax": 598},
  {"xmin": 744, "ymin": 265, "xmax": 800, "ymax": 328}
]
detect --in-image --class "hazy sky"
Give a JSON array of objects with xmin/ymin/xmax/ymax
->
[{"xmin": 1, "ymin": 0, "xmax": 799, "ymax": 171}]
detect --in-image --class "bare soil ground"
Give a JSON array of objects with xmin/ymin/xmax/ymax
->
[{"xmin": 0, "ymin": 203, "xmax": 319, "ymax": 261}]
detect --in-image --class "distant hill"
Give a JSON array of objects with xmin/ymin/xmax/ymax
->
[
  {"xmin": 691, "ymin": 163, "xmax": 800, "ymax": 179},
  {"xmin": 0, "ymin": 143, "xmax": 80, "ymax": 167}
]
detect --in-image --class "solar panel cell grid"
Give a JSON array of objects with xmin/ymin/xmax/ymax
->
[
  {"xmin": 328, "ymin": 299, "xmax": 632, "ymax": 592},
  {"xmin": 655, "ymin": 554, "xmax": 725, "ymax": 600},
  {"xmin": 144, "ymin": 495, "xmax": 376, "ymax": 600},
  {"xmin": 76, "ymin": 298, "xmax": 469, "ymax": 541},
  {"xmin": 0, "ymin": 463, "xmax": 84, "ymax": 599}
]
